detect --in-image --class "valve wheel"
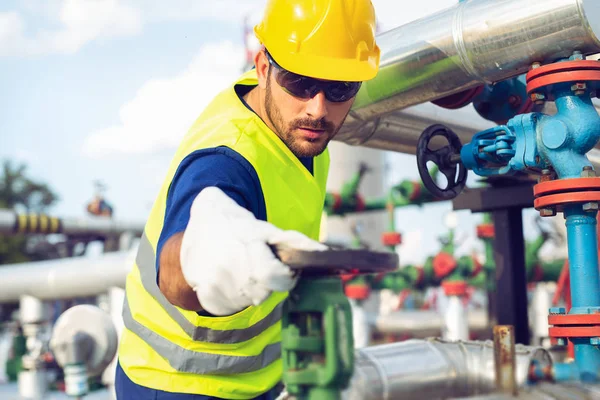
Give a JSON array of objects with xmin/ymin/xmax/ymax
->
[
  {"xmin": 272, "ymin": 244, "xmax": 399, "ymax": 277},
  {"xmin": 417, "ymin": 124, "xmax": 467, "ymax": 200}
]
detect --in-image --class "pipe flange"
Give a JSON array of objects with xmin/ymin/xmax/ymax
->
[
  {"xmin": 548, "ymin": 313, "xmax": 600, "ymax": 339},
  {"xmin": 381, "ymin": 232, "xmax": 402, "ymax": 247},
  {"xmin": 526, "ymin": 60, "xmax": 600, "ymax": 100},
  {"xmin": 533, "ymin": 177, "xmax": 600, "ymax": 212},
  {"xmin": 344, "ymin": 284, "xmax": 371, "ymax": 300},
  {"xmin": 476, "ymin": 223, "xmax": 495, "ymax": 239},
  {"xmin": 442, "ymin": 280, "xmax": 468, "ymax": 296}
]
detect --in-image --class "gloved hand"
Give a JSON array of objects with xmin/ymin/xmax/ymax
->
[{"xmin": 180, "ymin": 186, "xmax": 327, "ymax": 316}]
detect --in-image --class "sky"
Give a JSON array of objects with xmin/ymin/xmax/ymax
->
[{"xmin": 1, "ymin": 0, "xmax": 551, "ymax": 264}]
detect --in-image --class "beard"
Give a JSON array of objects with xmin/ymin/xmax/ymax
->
[{"xmin": 264, "ymin": 77, "xmax": 344, "ymax": 158}]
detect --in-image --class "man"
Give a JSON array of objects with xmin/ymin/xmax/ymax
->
[{"xmin": 115, "ymin": 0, "xmax": 380, "ymax": 398}]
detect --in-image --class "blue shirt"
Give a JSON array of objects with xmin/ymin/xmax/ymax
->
[
  {"xmin": 117, "ymin": 84, "xmax": 313, "ymax": 399},
  {"xmin": 156, "ymin": 84, "xmax": 313, "ymax": 278}
]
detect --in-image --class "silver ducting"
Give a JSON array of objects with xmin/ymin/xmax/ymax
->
[
  {"xmin": 0, "ymin": 249, "xmax": 134, "ymax": 302},
  {"xmin": 451, "ymin": 382, "xmax": 600, "ymax": 399},
  {"xmin": 373, "ymin": 309, "xmax": 489, "ymax": 337},
  {"xmin": 337, "ymin": 0, "xmax": 600, "ymax": 152},
  {"xmin": 339, "ymin": 102, "xmax": 493, "ymax": 155},
  {"xmin": 342, "ymin": 338, "xmax": 552, "ymax": 400}
]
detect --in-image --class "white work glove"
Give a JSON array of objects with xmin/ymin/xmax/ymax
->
[{"xmin": 180, "ymin": 186, "xmax": 327, "ymax": 316}]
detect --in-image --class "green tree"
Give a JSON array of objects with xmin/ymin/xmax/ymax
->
[{"xmin": 0, "ymin": 160, "xmax": 59, "ymax": 264}]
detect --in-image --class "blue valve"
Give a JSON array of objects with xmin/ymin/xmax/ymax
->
[{"xmin": 417, "ymin": 53, "xmax": 600, "ymax": 383}]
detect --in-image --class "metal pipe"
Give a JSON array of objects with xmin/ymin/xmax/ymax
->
[
  {"xmin": 451, "ymin": 382, "xmax": 600, "ymax": 399},
  {"xmin": 0, "ymin": 209, "xmax": 144, "ymax": 236},
  {"xmin": 342, "ymin": 338, "xmax": 552, "ymax": 400},
  {"xmin": 337, "ymin": 101, "xmax": 493, "ymax": 154},
  {"xmin": 336, "ymin": 0, "xmax": 600, "ymax": 152},
  {"xmin": 374, "ymin": 309, "xmax": 489, "ymax": 337},
  {"xmin": 564, "ymin": 205, "xmax": 600, "ymax": 381},
  {"xmin": 0, "ymin": 250, "xmax": 134, "ymax": 302},
  {"xmin": 493, "ymin": 326, "xmax": 517, "ymax": 396},
  {"xmin": 444, "ymin": 295, "xmax": 469, "ymax": 341}
]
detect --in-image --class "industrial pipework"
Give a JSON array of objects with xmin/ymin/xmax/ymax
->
[
  {"xmin": 49, "ymin": 305, "xmax": 118, "ymax": 398},
  {"xmin": 415, "ymin": 51, "xmax": 600, "ymax": 382},
  {"xmin": 0, "ymin": 250, "xmax": 133, "ymax": 302},
  {"xmin": 343, "ymin": 336, "xmax": 551, "ymax": 400},
  {"xmin": 324, "ymin": 163, "xmax": 441, "ymax": 217},
  {"xmin": 0, "ymin": 209, "xmax": 143, "ymax": 237},
  {"xmin": 276, "ymin": 246, "xmax": 555, "ymax": 400},
  {"xmin": 275, "ymin": 246, "xmax": 399, "ymax": 399},
  {"xmin": 336, "ymin": 0, "xmax": 600, "ymax": 154}
]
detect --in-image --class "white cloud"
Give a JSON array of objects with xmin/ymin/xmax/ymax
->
[
  {"xmin": 51, "ymin": 0, "xmax": 142, "ymax": 53},
  {"xmin": 0, "ymin": 0, "xmax": 463, "ymax": 57},
  {"xmin": 0, "ymin": 0, "xmax": 263, "ymax": 57},
  {"xmin": 135, "ymin": 1, "xmax": 265, "ymax": 25},
  {"xmin": 0, "ymin": 12, "xmax": 27, "ymax": 56},
  {"xmin": 0, "ymin": 0, "xmax": 142, "ymax": 56},
  {"xmin": 82, "ymin": 41, "xmax": 245, "ymax": 157}
]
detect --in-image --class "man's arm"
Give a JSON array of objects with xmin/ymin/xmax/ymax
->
[
  {"xmin": 155, "ymin": 148, "xmax": 266, "ymax": 312},
  {"xmin": 158, "ymin": 232, "xmax": 201, "ymax": 311}
]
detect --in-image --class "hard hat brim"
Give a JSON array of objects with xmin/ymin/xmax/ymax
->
[{"xmin": 266, "ymin": 47, "xmax": 380, "ymax": 82}]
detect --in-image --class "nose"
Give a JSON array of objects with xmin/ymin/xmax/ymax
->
[{"xmin": 305, "ymin": 91, "xmax": 328, "ymax": 120}]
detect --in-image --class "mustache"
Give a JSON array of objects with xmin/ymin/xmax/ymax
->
[{"xmin": 290, "ymin": 117, "xmax": 335, "ymax": 134}]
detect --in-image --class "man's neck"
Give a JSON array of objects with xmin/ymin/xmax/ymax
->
[{"xmin": 243, "ymin": 87, "xmax": 277, "ymax": 136}]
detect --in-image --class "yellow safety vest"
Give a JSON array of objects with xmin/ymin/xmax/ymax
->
[{"xmin": 117, "ymin": 69, "xmax": 330, "ymax": 399}]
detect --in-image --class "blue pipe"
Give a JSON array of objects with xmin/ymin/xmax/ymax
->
[
  {"xmin": 454, "ymin": 53, "xmax": 600, "ymax": 382},
  {"xmin": 553, "ymin": 362, "xmax": 579, "ymax": 382},
  {"xmin": 564, "ymin": 205, "xmax": 600, "ymax": 381}
]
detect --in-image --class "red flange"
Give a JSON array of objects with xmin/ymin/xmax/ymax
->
[
  {"xmin": 526, "ymin": 60, "xmax": 600, "ymax": 99},
  {"xmin": 533, "ymin": 177, "xmax": 600, "ymax": 210},
  {"xmin": 549, "ymin": 326, "xmax": 600, "ymax": 338},
  {"xmin": 548, "ymin": 313, "xmax": 600, "ymax": 338},
  {"xmin": 381, "ymin": 231, "xmax": 402, "ymax": 246},
  {"xmin": 345, "ymin": 284, "xmax": 371, "ymax": 300},
  {"xmin": 442, "ymin": 280, "xmax": 468, "ymax": 296},
  {"xmin": 534, "ymin": 177, "xmax": 600, "ymax": 196},
  {"xmin": 548, "ymin": 314, "xmax": 600, "ymax": 325},
  {"xmin": 476, "ymin": 223, "xmax": 495, "ymax": 239}
]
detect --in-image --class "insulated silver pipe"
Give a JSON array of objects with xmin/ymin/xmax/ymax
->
[
  {"xmin": 452, "ymin": 382, "xmax": 600, "ymax": 399},
  {"xmin": 337, "ymin": 0, "xmax": 600, "ymax": 151},
  {"xmin": 0, "ymin": 249, "xmax": 134, "ymax": 302},
  {"xmin": 0, "ymin": 209, "xmax": 144, "ymax": 236},
  {"xmin": 342, "ymin": 338, "xmax": 552, "ymax": 400},
  {"xmin": 374, "ymin": 309, "xmax": 489, "ymax": 337},
  {"xmin": 339, "ymin": 102, "xmax": 493, "ymax": 154}
]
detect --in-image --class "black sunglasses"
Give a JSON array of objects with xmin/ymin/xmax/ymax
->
[{"xmin": 265, "ymin": 51, "xmax": 361, "ymax": 103}]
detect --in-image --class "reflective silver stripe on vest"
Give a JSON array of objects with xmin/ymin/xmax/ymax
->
[
  {"xmin": 136, "ymin": 232, "xmax": 283, "ymax": 344},
  {"xmin": 123, "ymin": 296, "xmax": 281, "ymax": 374}
]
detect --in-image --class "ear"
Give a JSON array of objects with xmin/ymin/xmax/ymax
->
[{"xmin": 255, "ymin": 49, "xmax": 270, "ymax": 89}]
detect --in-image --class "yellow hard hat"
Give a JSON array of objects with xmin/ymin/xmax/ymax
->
[{"xmin": 254, "ymin": 0, "xmax": 380, "ymax": 82}]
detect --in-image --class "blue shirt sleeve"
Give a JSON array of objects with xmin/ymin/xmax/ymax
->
[{"xmin": 156, "ymin": 147, "xmax": 267, "ymax": 274}]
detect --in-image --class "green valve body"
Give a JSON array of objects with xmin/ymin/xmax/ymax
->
[{"xmin": 282, "ymin": 277, "xmax": 354, "ymax": 400}]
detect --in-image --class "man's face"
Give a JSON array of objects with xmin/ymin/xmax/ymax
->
[{"xmin": 261, "ymin": 60, "xmax": 356, "ymax": 158}]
